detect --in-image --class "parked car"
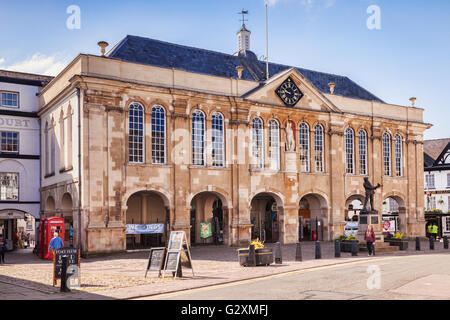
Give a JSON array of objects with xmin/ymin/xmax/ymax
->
[{"xmin": 344, "ymin": 222, "xmax": 359, "ymax": 238}]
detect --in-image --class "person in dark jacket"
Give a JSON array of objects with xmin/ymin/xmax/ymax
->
[
  {"xmin": 0, "ymin": 235, "xmax": 7, "ymax": 264},
  {"xmin": 364, "ymin": 224, "xmax": 376, "ymax": 256}
]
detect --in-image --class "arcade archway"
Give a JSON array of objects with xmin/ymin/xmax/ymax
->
[
  {"xmin": 382, "ymin": 195, "xmax": 406, "ymax": 235},
  {"xmin": 190, "ymin": 192, "xmax": 228, "ymax": 245},
  {"xmin": 298, "ymin": 194, "xmax": 328, "ymax": 241},
  {"xmin": 125, "ymin": 191, "xmax": 170, "ymax": 249},
  {"xmin": 250, "ymin": 192, "xmax": 282, "ymax": 243},
  {"xmin": 61, "ymin": 193, "xmax": 73, "ymax": 246}
]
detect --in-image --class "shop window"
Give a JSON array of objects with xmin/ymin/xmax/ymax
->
[{"xmin": 0, "ymin": 173, "xmax": 18, "ymax": 201}]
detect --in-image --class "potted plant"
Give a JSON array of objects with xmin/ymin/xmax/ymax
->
[
  {"xmin": 237, "ymin": 239, "xmax": 274, "ymax": 266},
  {"xmin": 389, "ymin": 232, "xmax": 409, "ymax": 250},
  {"xmin": 340, "ymin": 234, "xmax": 359, "ymax": 252}
]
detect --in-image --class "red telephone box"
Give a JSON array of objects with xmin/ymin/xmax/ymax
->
[{"xmin": 39, "ymin": 217, "xmax": 65, "ymax": 260}]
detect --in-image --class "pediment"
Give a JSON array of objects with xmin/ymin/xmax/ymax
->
[{"xmin": 242, "ymin": 68, "xmax": 341, "ymax": 113}]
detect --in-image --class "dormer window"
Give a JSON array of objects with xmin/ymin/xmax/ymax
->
[{"xmin": 1, "ymin": 91, "xmax": 19, "ymax": 108}]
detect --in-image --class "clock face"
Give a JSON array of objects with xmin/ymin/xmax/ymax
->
[{"xmin": 275, "ymin": 77, "xmax": 303, "ymax": 107}]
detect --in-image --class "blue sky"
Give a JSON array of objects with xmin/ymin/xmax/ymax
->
[{"xmin": 0, "ymin": 0, "xmax": 449, "ymax": 140}]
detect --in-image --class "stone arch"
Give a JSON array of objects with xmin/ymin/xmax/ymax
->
[
  {"xmin": 382, "ymin": 192, "xmax": 407, "ymax": 234},
  {"xmin": 123, "ymin": 186, "xmax": 172, "ymax": 210},
  {"xmin": 345, "ymin": 194, "xmax": 365, "ymax": 222},
  {"xmin": 189, "ymin": 190, "xmax": 229, "ymax": 245},
  {"xmin": 61, "ymin": 193, "xmax": 74, "ymax": 243},
  {"xmin": 298, "ymin": 192, "xmax": 329, "ymax": 241},
  {"xmin": 186, "ymin": 187, "xmax": 231, "ymax": 209},
  {"xmin": 249, "ymin": 190, "xmax": 285, "ymax": 243},
  {"xmin": 125, "ymin": 189, "xmax": 171, "ymax": 249},
  {"xmin": 45, "ymin": 196, "xmax": 56, "ymax": 215}
]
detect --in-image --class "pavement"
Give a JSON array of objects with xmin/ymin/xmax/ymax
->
[{"xmin": 0, "ymin": 240, "xmax": 448, "ymax": 300}]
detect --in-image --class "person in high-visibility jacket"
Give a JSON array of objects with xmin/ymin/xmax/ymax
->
[
  {"xmin": 431, "ymin": 224, "xmax": 439, "ymax": 240},
  {"xmin": 428, "ymin": 224, "xmax": 433, "ymax": 238}
]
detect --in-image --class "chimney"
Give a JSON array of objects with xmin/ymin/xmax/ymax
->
[
  {"xmin": 97, "ymin": 41, "xmax": 109, "ymax": 56},
  {"xmin": 328, "ymin": 82, "xmax": 336, "ymax": 94},
  {"xmin": 235, "ymin": 66, "xmax": 244, "ymax": 79},
  {"xmin": 409, "ymin": 97, "xmax": 416, "ymax": 107}
]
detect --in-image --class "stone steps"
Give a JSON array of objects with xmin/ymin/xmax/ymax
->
[{"xmin": 359, "ymin": 242, "xmax": 400, "ymax": 253}]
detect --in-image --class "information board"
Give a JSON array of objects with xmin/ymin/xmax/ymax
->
[
  {"xmin": 53, "ymin": 248, "xmax": 80, "ymax": 286},
  {"xmin": 162, "ymin": 231, "xmax": 194, "ymax": 279},
  {"xmin": 145, "ymin": 247, "xmax": 166, "ymax": 278}
]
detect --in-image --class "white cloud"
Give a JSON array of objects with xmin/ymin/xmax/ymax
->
[
  {"xmin": 266, "ymin": 0, "xmax": 335, "ymax": 8},
  {"xmin": 0, "ymin": 53, "xmax": 69, "ymax": 76}
]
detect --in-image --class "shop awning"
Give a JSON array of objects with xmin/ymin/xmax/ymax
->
[{"xmin": 0, "ymin": 209, "xmax": 26, "ymax": 220}]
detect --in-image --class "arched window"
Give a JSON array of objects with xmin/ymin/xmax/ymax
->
[
  {"xmin": 128, "ymin": 103, "xmax": 144, "ymax": 163},
  {"xmin": 314, "ymin": 124, "xmax": 324, "ymax": 172},
  {"xmin": 299, "ymin": 123, "xmax": 310, "ymax": 172},
  {"xmin": 395, "ymin": 134, "xmax": 403, "ymax": 177},
  {"xmin": 383, "ymin": 133, "xmax": 392, "ymax": 176},
  {"xmin": 269, "ymin": 120, "xmax": 280, "ymax": 171},
  {"xmin": 211, "ymin": 112, "xmax": 224, "ymax": 167},
  {"xmin": 192, "ymin": 110, "xmax": 205, "ymax": 166},
  {"xmin": 345, "ymin": 128, "xmax": 355, "ymax": 174},
  {"xmin": 252, "ymin": 117, "xmax": 264, "ymax": 169},
  {"xmin": 44, "ymin": 121, "xmax": 50, "ymax": 175},
  {"xmin": 359, "ymin": 129, "xmax": 367, "ymax": 175},
  {"xmin": 151, "ymin": 105, "xmax": 166, "ymax": 164}
]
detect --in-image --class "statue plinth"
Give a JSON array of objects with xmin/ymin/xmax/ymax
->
[
  {"xmin": 357, "ymin": 210, "xmax": 384, "ymax": 242},
  {"xmin": 284, "ymin": 151, "xmax": 297, "ymax": 173}
]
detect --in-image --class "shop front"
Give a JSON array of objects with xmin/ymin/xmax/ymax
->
[{"xmin": 0, "ymin": 210, "xmax": 28, "ymax": 251}]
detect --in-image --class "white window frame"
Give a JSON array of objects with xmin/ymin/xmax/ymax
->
[
  {"xmin": 0, "ymin": 172, "xmax": 19, "ymax": 201},
  {"xmin": 252, "ymin": 117, "xmax": 264, "ymax": 170},
  {"xmin": 395, "ymin": 134, "xmax": 403, "ymax": 177},
  {"xmin": 128, "ymin": 103, "xmax": 145, "ymax": 164},
  {"xmin": 211, "ymin": 112, "xmax": 225, "ymax": 168},
  {"xmin": 0, "ymin": 131, "xmax": 19, "ymax": 154},
  {"xmin": 192, "ymin": 110, "xmax": 206, "ymax": 166},
  {"xmin": 426, "ymin": 174, "xmax": 435, "ymax": 189},
  {"xmin": 0, "ymin": 91, "xmax": 19, "ymax": 108},
  {"xmin": 314, "ymin": 124, "xmax": 324, "ymax": 173},
  {"xmin": 299, "ymin": 123, "xmax": 310, "ymax": 172},
  {"xmin": 345, "ymin": 128, "xmax": 355, "ymax": 174},
  {"xmin": 269, "ymin": 119, "xmax": 280, "ymax": 171},
  {"xmin": 151, "ymin": 105, "xmax": 167, "ymax": 165},
  {"xmin": 383, "ymin": 133, "xmax": 392, "ymax": 176},
  {"xmin": 359, "ymin": 130, "xmax": 367, "ymax": 175}
]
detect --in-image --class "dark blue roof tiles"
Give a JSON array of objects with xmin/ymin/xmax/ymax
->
[{"xmin": 109, "ymin": 35, "xmax": 384, "ymax": 103}]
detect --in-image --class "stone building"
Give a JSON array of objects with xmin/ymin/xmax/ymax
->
[{"xmin": 38, "ymin": 26, "xmax": 430, "ymax": 255}]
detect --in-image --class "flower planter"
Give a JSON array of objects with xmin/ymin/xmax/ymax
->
[
  {"xmin": 237, "ymin": 248, "xmax": 274, "ymax": 266},
  {"xmin": 389, "ymin": 239, "xmax": 409, "ymax": 250},
  {"xmin": 340, "ymin": 240, "xmax": 357, "ymax": 252}
]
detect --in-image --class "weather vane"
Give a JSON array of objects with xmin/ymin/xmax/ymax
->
[{"xmin": 238, "ymin": 9, "xmax": 249, "ymax": 25}]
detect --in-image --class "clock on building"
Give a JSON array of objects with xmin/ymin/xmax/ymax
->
[{"xmin": 275, "ymin": 77, "xmax": 303, "ymax": 107}]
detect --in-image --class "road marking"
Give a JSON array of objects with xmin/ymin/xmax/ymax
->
[{"xmin": 134, "ymin": 255, "xmax": 409, "ymax": 300}]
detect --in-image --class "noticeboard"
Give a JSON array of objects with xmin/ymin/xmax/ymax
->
[
  {"xmin": 145, "ymin": 247, "xmax": 166, "ymax": 278},
  {"xmin": 53, "ymin": 248, "xmax": 80, "ymax": 286},
  {"xmin": 162, "ymin": 231, "xmax": 194, "ymax": 279}
]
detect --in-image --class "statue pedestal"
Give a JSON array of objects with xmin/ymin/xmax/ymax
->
[
  {"xmin": 284, "ymin": 151, "xmax": 297, "ymax": 181},
  {"xmin": 357, "ymin": 210, "xmax": 384, "ymax": 243}
]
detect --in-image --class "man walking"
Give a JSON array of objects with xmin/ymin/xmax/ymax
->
[{"xmin": 46, "ymin": 232, "xmax": 64, "ymax": 259}]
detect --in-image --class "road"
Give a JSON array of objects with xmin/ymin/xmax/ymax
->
[{"xmin": 137, "ymin": 253, "xmax": 450, "ymax": 300}]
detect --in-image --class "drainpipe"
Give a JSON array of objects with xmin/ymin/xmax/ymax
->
[{"xmin": 77, "ymin": 87, "xmax": 82, "ymax": 252}]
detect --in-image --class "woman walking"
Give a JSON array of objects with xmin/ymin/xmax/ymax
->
[
  {"xmin": 364, "ymin": 224, "xmax": 376, "ymax": 256},
  {"xmin": 0, "ymin": 235, "xmax": 7, "ymax": 264}
]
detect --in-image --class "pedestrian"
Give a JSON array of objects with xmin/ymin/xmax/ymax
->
[
  {"xmin": 364, "ymin": 224, "xmax": 376, "ymax": 256},
  {"xmin": 46, "ymin": 232, "xmax": 64, "ymax": 259},
  {"xmin": 432, "ymin": 224, "xmax": 439, "ymax": 241},
  {"xmin": 0, "ymin": 235, "xmax": 7, "ymax": 264}
]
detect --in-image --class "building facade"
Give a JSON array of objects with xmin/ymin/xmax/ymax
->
[
  {"xmin": 0, "ymin": 70, "xmax": 52, "ymax": 250},
  {"xmin": 424, "ymin": 138, "xmax": 450, "ymax": 238},
  {"xmin": 38, "ymin": 30, "xmax": 430, "ymax": 255}
]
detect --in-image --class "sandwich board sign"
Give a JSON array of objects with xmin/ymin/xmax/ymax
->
[
  {"xmin": 53, "ymin": 248, "xmax": 80, "ymax": 287},
  {"xmin": 144, "ymin": 247, "xmax": 166, "ymax": 278},
  {"xmin": 162, "ymin": 231, "xmax": 194, "ymax": 279}
]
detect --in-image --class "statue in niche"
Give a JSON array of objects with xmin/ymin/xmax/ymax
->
[
  {"xmin": 362, "ymin": 177, "xmax": 382, "ymax": 213},
  {"xmin": 285, "ymin": 121, "xmax": 296, "ymax": 152}
]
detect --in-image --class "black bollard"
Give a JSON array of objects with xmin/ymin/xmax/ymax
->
[
  {"xmin": 60, "ymin": 255, "xmax": 70, "ymax": 292},
  {"xmin": 335, "ymin": 239, "xmax": 341, "ymax": 258},
  {"xmin": 444, "ymin": 236, "xmax": 449, "ymax": 249},
  {"xmin": 315, "ymin": 241, "xmax": 321, "ymax": 259},
  {"xmin": 248, "ymin": 244, "xmax": 256, "ymax": 267},
  {"xmin": 295, "ymin": 242, "xmax": 302, "ymax": 262},
  {"xmin": 416, "ymin": 237, "xmax": 421, "ymax": 251},
  {"xmin": 275, "ymin": 242, "xmax": 282, "ymax": 264},
  {"xmin": 351, "ymin": 240, "xmax": 358, "ymax": 256},
  {"xmin": 429, "ymin": 237, "xmax": 435, "ymax": 250}
]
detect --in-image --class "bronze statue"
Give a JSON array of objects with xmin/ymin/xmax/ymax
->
[{"xmin": 362, "ymin": 177, "xmax": 381, "ymax": 213}]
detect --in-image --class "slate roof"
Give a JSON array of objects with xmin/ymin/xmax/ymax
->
[
  {"xmin": 424, "ymin": 138, "xmax": 450, "ymax": 169},
  {"xmin": 107, "ymin": 35, "xmax": 384, "ymax": 103}
]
